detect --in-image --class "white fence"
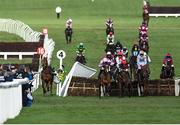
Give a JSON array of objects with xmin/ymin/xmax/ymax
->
[
  {"xmin": 0, "ymin": 18, "xmax": 55, "ymax": 64},
  {"xmin": 0, "ymin": 79, "xmax": 28, "ymax": 124},
  {"xmin": 0, "ymin": 52, "xmax": 37, "ymax": 60},
  {"xmin": 0, "ymin": 74, "xmax": 40, "ymax": 124},
  {"xmin": 0, "ymin": 19, "xmax": 55, "ymax": 123},
  {"xmin": 59, "ymin": 62, "xmax": 97, "ymax": 97},
  {"xmin": 149, "ymin": 14, "xmax": 180, "ymax": 17},
  {"xmin": 0, "ymin": 19, "xmax": 41, "ymax": 42}
]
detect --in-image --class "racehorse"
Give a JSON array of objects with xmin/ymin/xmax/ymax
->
[
  {"xmin": 139, "ymin": 40, "xmax": 149, "ymax": 54},
  {"xmin": 41, "ymin": 57, "xmax": 54, "ymax": 96},
  {"xmin": 142, "ymin": 2, "xmax": 150, "ymax": 26},
  {"xmin": 129, "ymin": 55, "xmax": 138, "ymax": 81},
  {"xmin": 106, "ymin": 25, "xmax": 114, "ymax": 36},
  {"xmin": 105, "ymin": 43, "xmax": 116, "ymax": 55},
  {"xmin": 98, "ymin": 64, "xmax": 111, "ymax": 98},
  {"xmin": 75, "ymin": 52, "xmax": 86, "ymax": 65},
  {"xmin": 143, "ymin": 13, "xmax": 149, "ymax": 26},
  {"xmin": 137, "ymin": 65, "xmax": 149, "ymax": 96},
  {"xmin": 160, "ymin": 61, "xmax": 174, "ymax": 79},
  {"xmin": 116, "ymin": 67, "xmax": 132, "ymax": 97},
  {"xmin": 65, "ymin": 26, "xmax": 73, "ymax": 44}
]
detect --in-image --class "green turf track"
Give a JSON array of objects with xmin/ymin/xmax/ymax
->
[
  {"xmin": 1, "ymin": 0, "xmax": 180, "ymax": 123},
  {"xmin": 0, "ymin": 0, "xmax": 180, "ymax": 79}
]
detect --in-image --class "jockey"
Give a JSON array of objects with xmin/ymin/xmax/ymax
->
[
  {"xmin": 139, "ymin": 21, "xmax": 148, "ymax": 37},
  {"xmin": 131, "ymin": 44, "xmax": 139, "ymax": 57},
  {"xmin": 76, "ymin": 42, "xmax": 85, "ymax": 55},
  {"xmin": 98, "ymin": 51, "xmax": 115, "ymax": 78},
  {"xmin": 122, "ymin": 46, "xmax": 128, "ymax": 58},
  {"xmin": 144, "ymin": 51, "xmax": 151, "ymax": 64},
  {"xmin": 161, "ymin": 53, "xmax": 175, "ymax": 75},
  {"xmin": 137, "ymin": 50, "xmax": 150, "ymax": 72},
  {"xmin": 57, "ymin": 65, "xmax": 66, "ymax": 83},
  {"xmin": 66, "ymin": 18, "xmax": 73, "ymax": 29},
  {"xmin": 115, "ymin": 41, "xmax": 123, "ymax": 55},
  {"xmin": 116, "ymin": 51, "xmax": 129, "ymax": 71},
  {"xmin": 143, "ymin": 0, "xmax": 149, "ymax": 14},
  {"xmin": 107, "ymin": 32, "xmax": 115, "ymax": 45},
  {"xmin": 139, "ymin": 33, "xmax": 149, "ymax": 43},
  {"xmin": 106, "ymin": 18, "xmax": 113, "ymax": 28}
]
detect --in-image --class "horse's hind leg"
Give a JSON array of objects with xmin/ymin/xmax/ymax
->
[
  {"xmin": 103, "ymin": 85, "xmax": 106, "ymax": 96},
  {"xmin": 65, "ymin": 35, "xmax": 69, "ymax": 44}
]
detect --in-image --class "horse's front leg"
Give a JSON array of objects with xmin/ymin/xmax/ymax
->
[
  {"xmin": 121, "ymin": 83, "xmax": 125, "ymax": 97},
  {"xmin": 65, "ymin": 34, "xmax": 69, "ymax": 44},
  {"xmin": 99, "ymin": 84, "xmax": 102, "ymax": 99},
  {"xmin": 128, "ymin": 82, "xmax": 132, "ymax": 97},
  {"xmin": 118, "ymin": 81, "xmax": 122, "ymax": 97},
  {"xmin": 47, "ymin": 81, "xmax": 52, "ymax": 96},
  {"xmin": 69, "ymin": 34, "xmax": 72, "ymax": 43},
  {"xmin": 103, "ymin": 85, "xmax": 106, "ymax": 96},
  {"xmin": 50, "ymin": 82, "xmax": 53, "ymax": 96},
  {"xmin": 42, "ymin": 81, "xmax": 47, "ymax": 96},
  {"xmin": 140, "ymin": 83, "xmax": 144, "ymax": 96},
  {"xmin": 144, "ymin": 80, "xmax": 148, "ymax": 96}
]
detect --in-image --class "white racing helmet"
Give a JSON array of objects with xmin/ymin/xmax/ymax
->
[
  {"xmin": 106, "ymin": 51, "xmax": 111, "ymax": 55},
  {"xmin": 139, "ymin": 50, "xmax": 144, "ymax": 55},
  {"xmin": 68, "ymin": 18, "xmax": 72, "ymax": 23}
]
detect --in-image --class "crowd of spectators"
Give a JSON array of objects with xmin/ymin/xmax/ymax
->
[{"xmin": 0, "ymin": 64, "xmax": 34, "ymax": 107}]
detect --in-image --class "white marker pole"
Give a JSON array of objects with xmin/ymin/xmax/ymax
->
[
  {"xmin": 57, "ymin": 58, "xmax": 63, "ymax": 96},
  {"xmin": 59, "ymin": 58, "xmax": 63, "ymax": 70},
  {"xmin": 56, "ymin": 50, "xmax": 66, "ymax": 96}
]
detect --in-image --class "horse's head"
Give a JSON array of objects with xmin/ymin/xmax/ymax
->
[
  {"xmin": 117, "ymin": 69, "xmax": 130, "ymax": 84},
  {"xmin": 107, "ymin": 26, "xmax": 114, "ymax": 33},
  {"xmin": 139, "ymin": 65, "xmax": 149, "ymax": 79},
  {"xmin": 65, "ymin": 27, "xmax": 72, "ymax": 35},
  {"xmin": 140, "ymin": 41, "xmax": 148, "ymax": 53},
  {"xmin": 42, "ymin": 57, "xmax": 48, "ymax": 68},
  {"xmin": 164, "ymin": 60, "xmax": 172, "ymax": 77},
  {"xmin": 103, "ymin": 64, "xmax": 110, "ymax": 73}
]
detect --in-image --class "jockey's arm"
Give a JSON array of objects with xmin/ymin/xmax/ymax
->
[
  {"xmin": 137, "ymin": 56, "xmax": 141, "ymax": 66},
  {"xmin": 82, "ymin": 49, "xmax": 86, "ymax": 54},
  {"xmin": 112, "ymin": 35, "xmax": 115, "ymax": 42},
  {"xmin": 147, "ymin": 55, "xmax": 151, "ymax": 63},
  {"xmin": 106, "ymin": 22, "xmax": 109, "ymax": 26},
  {"xmin": 65, "ymin": 23, "xmax": 69, "ymax": 28},
  {"xmin": 98, "ymin": 59, "xmax": 104, "ymax": 68},
  {"xmin": 107, "ymin": 36, "xmax": 110, "ymax": 44},
  {"xmin": 115, "ymin": 57, "xmax": 120, "ymax": 68},
  {"xmin": 70, "ymin": 23, "xmax": 72, "ymax": 28},
  {"xmin": 110, "ymin": 60, "xmax": 115, "ymax": 67}
]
